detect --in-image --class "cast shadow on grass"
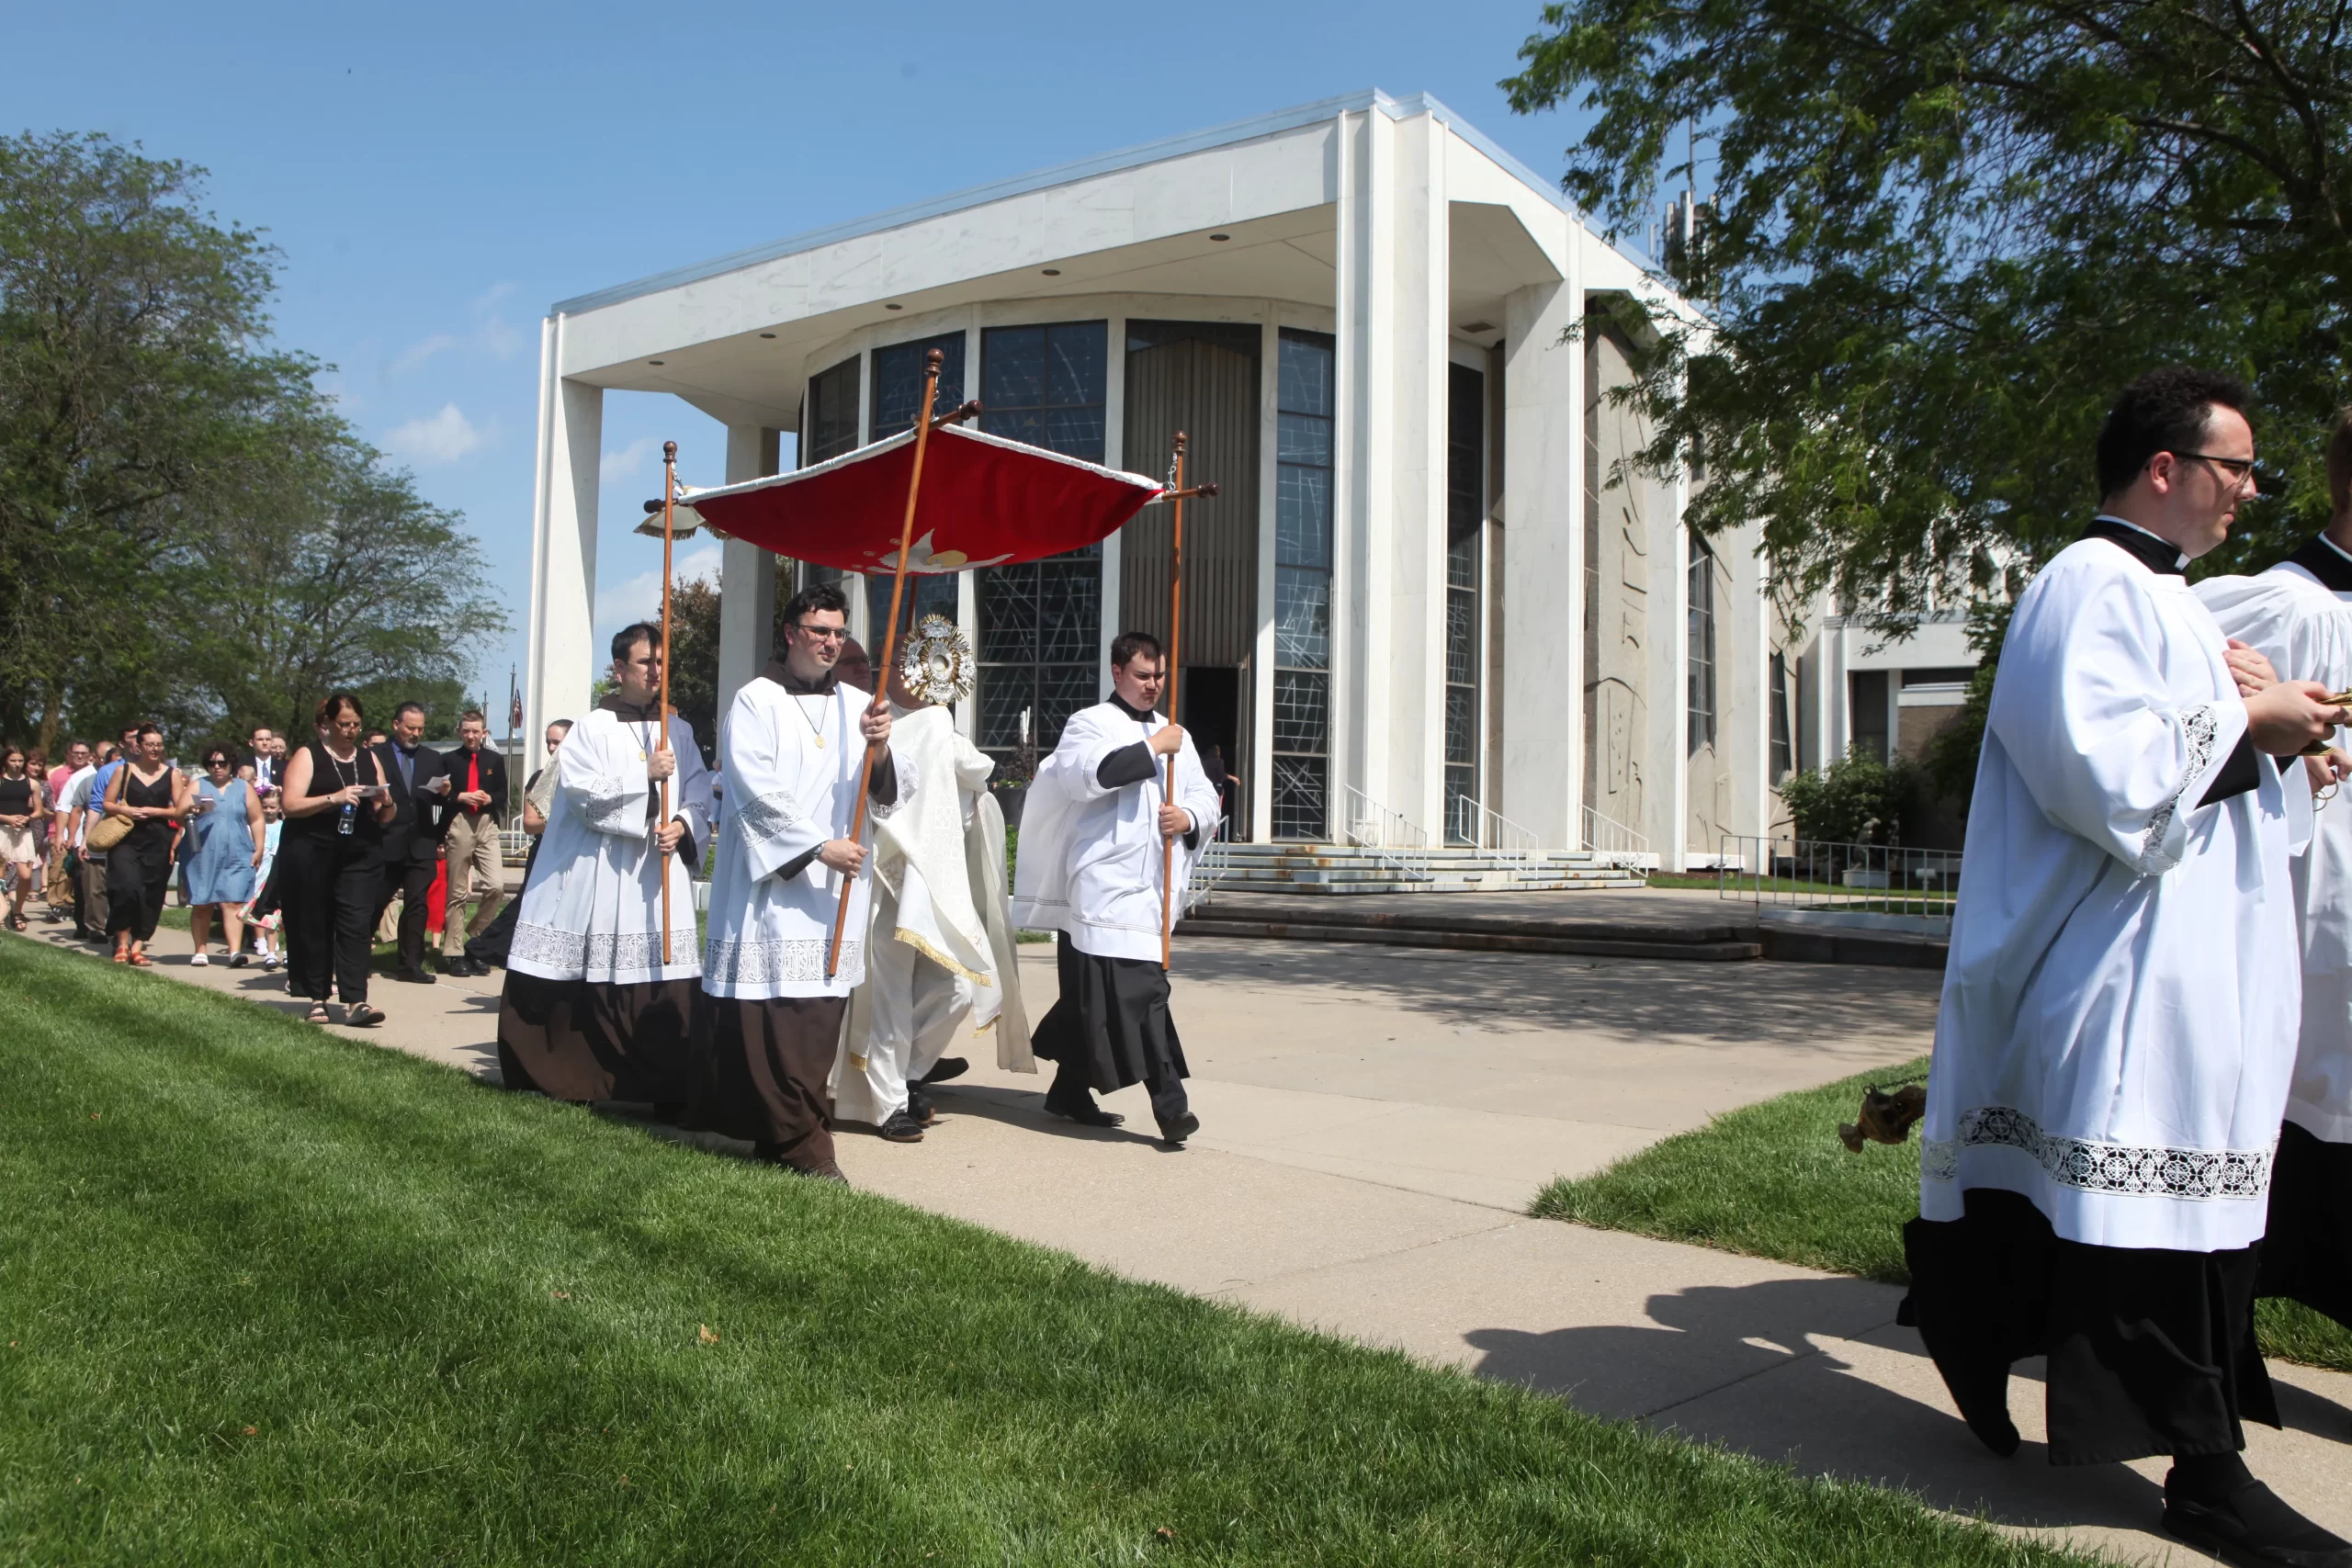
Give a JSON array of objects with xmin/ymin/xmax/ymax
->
[
  {"xmin": 1168, "ymin": 937, "xmax": 1942, "ymax": 1049},
  {"xmin": 1463, "ymin": 1275, "xmax": 2181, "ymax": 1536}
]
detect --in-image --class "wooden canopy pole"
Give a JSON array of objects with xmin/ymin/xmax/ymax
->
[
  {"xmin": 1157, "ymin": 434, "xmax": 1219, "ymax": 969},
  {"xmin": 826, "ymin": 348, "xmax": 945, "ymax": 979},
  {"xmin": 658, "ymin": 440, "xmax": 678, "ymax": 965}
]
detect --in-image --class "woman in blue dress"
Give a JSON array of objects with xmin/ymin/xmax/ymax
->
[{"xmin": 184, "ymin": 748, "xmax": 265, "ymax": 965}]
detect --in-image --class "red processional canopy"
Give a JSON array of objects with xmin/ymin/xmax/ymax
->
[{"xmin": 671, "ymin": 422, "xmax": 1164, "ymax": 573}]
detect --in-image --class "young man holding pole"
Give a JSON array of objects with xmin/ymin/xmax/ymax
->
[
  {"xmin": 1012, "ymin": 631, "xmax": 1222, "ymax": 1145},
  {"xmin": 687, "ymin": 583, "xmax": 900, "ymax": 1182},
  {"xmin": 499, "ymin": 623, "xmax": 710, "ymax": 1109}
]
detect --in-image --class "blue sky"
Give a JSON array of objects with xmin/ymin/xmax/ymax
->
[{"xmin": 17, "ymin": 0, "xmax": 1604, "ymax": 717}]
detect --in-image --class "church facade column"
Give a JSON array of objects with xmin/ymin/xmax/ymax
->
[
  {"xmin": 717, "ymin": 424, "xmax": 782, "ymax": 720},
  {"xmin": 525, "ymin": 313, "xmax": 603, "ymax": 757},
  {"xmin": 1332, "ymin": 103, "xmax": 1395, "ymax": 835},
  {"xmin": 1497, "ymin": 267, "xmax": 1585, "ymax": 853},
  {"xmin": 1388, "ymin": 111, "xmax": 1451, "ymax": 836}
]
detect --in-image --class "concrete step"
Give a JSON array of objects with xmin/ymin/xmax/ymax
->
[
  {"xmin": 1175, "ymin": 914, "xmax": 1761, "ymax": 962},
  {"xmin": 1215, "ymin": 865, "xmax": 1644, "ymax": 885},
  {"xmin": 1211, "ymin": 874, "xmax": 1649, "ymax": 895}
]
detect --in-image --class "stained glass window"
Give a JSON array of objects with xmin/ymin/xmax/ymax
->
[
  {"xmin": 1273, "ymin": 329, "xmax": 1335, "ymax": 840},
  {"xmin": 807, "ymin": 356, "xmax": 860, "ymax": 464},
  {"xmin": 1443, "ymin": 363, "xmax": 1484, "ymax": 842},
  {"xmin": 870, "ymin": 333, "xmax": 966, "ymax": 440},
  {"xmin": 1688, "ymin": 538, "xmax": 1718, "ymax": 753},
  {"xmin": 974, "ymin": 322, "xmax": 1109, "ymax": 771}
]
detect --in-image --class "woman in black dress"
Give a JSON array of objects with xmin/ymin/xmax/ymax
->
[
  {"xmin": 279, "ymin": 693, "xmax": 396, "ymax": 1026},
  {"xmin": 99, "ymin": 725, "xmax": 190, "ymax": 964}
]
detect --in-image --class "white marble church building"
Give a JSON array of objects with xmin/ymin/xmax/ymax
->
[{"xmin": 526, "ymin": 89, "xmax": 1797, "ymax": 872}]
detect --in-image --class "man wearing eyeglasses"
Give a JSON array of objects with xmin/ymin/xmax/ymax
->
[
  {"xmin": 688, "ymin": 583, "xmax": 900, "ymax": 1183},
  {"xmin": 1905, "ymin": 368, "xmax": 2347, "ymax": 1562},
  {"xmin": 2198, "ymin": 410, "xmax": 2352, "ymax": 1391}
]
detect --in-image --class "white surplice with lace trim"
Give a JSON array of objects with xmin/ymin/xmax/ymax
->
[
  {"xmin": 2200, "ymin": 554, "xmax": 2352, "ymax": 1145},
  {"xmin": 700, "ymin": 674, "xmax": 910, "ymax": 1000},
  {"xmin": 1921, "ymin": 533, "xmax": 2301, "ymax": 1252},
  {"xmin": 507, "ymin": 708, "xmax": 712, "ymax": 985}
]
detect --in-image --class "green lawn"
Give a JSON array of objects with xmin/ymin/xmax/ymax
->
[
  {"xmin": 1532, "ymin": 1056, "xmax": 2352, "ymax": 1374},
  {"xmin": 0, "ymin": 936, "xmax": 2090, "ymax": 1568}
]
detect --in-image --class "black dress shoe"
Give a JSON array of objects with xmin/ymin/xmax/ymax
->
[
  {"xmin": 1157, "ymin": 1111, "xmax": 1201, "ymax": 1145},
  {"xmin": 907, "ymin": 1084, "xmax": 936, "ymax": 1124},
  {"xmin": 917, "ymin": 1056, "xmax": 968, "ymax": 1085},
  {"xmin": 2165, "ymin": 1477, "xmax": 2352, "ymax": 1567},
  {"xmin": 1046, "ymin": 1096, "xmax": 1124, "ymax": 1128},
  {"xmin": 442, "ymin": 956, "xmax": 477, "ymax": 977},
  {"xmin": 878, "ymin": 1109, "xmax": 926, "ymax": 1144},
  {"xmin": 393, "ymin": 967, "xmax": 436, "ymax": 985}
]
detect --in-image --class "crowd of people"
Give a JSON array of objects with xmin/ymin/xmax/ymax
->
[
  {"xmin": 3, "ymin": 705, "xmax": 516, "ymax": 1018},
  {"xmin": 12, "ymin": 367, "xmax": 2352, "ymax": 1562}
]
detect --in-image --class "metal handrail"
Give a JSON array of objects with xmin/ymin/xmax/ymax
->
[
  {"xmin": 1342, "ymin": 784, "xmax": 1431, "ymax": 879},
  {"xmin": 1186, "ymin": 817, "xmax": 1233, "ymax": 907},
  {"xmin": 1582, "ymin": 806, "xmax": 1650, "ymax": 866},
  {"xmin": 1716, "ymin": 833, "xmax": 1959, "ymax": 919},
  {"xmin": 1445, "ymin": 794, "xmax": 1538, "ymax": 865}
]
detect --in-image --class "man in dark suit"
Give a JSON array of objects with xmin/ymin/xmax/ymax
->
[
  {"xmin": 374, "ymin": 702, "xmax": 448, "ymax": 983},
  {"xmin": 243, "ymin": 726, "xmax": 280, "ymax": 795},
  {"xmin": 437, "ymin": 709, "xmax": 509, "ymax": 976}
]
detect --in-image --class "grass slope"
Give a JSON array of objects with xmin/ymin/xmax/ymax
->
[
  {"xmin": 1532, "ymin": 1056, "xmax": 2352, "ymax": 1373},
  {"xmin": 0, "ymin": 937, "xmax": 2091, "ymax": 1568}
]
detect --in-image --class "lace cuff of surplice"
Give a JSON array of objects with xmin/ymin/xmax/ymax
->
[
  {"xmin": 576, "ymin": 774, "xmax": 648, "ymax": 838},
  {"xmin": 2133, "ymin": 701, "xmax": 2240, "ymax": 877}
]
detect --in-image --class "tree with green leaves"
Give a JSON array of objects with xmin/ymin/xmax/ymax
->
[
  {"xmin": 652, "ymin": 577, "xmax": 721, "ymax": 766},
  {"xmin": 1504, "ymin": 0, "xmax": 2350, "ymax": 634},
  {"xmin": 0, "ymin": 130, "xmax": 503, "ymax": 750},
  {"xmin": 178, "ymin": 425, "xmax": 504, "ymax": 742}
]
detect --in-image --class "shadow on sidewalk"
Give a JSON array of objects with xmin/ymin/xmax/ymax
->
[
  {"xmin": 1463, "ymin": 1271, "xmax": 2308, "ymax": 1534},
  {"xmin": 930, "ymin": 1082, "xmax": 1177, "ymax": 1150},
  {"xmin": 1170, "ymin": 941, "xmax": 1939, "ymax": 1048}
]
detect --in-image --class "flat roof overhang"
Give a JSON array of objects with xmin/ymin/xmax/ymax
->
[{"xmin": 548, "ymin": 90, "xmax": 1588, "ymax": 430}]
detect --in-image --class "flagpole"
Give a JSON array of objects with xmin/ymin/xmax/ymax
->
[
  {"xmin": 658, "ymin": 440, "xmax": 677, "ymax": 966},
  {"xmin": 827, "ymin": 348, "xmax": 944, "ymax": 980}
]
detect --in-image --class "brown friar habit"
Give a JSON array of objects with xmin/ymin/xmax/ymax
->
[
  {"xmin": 496, "ymin": 689, "xmax": 708, "ymax": 1110},
  {"xmin": 685, "ymin": 659, "xmax": 894, "ymax": 1170}
]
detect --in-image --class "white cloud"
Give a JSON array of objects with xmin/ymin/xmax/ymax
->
[
  {"xmin": 594, "ymin": 543, "xmax": 723, "ymax": 629},
  {"xmin": 601, "ymin": 435, "xmax": 662, "ymax": 484},
  {"xmin": 383, "ymin": 403, "xmax": 489, "ymax": 466},
  {"xmin": 388, "ymin": 332, "xmax": 459, "ymax": 378}
]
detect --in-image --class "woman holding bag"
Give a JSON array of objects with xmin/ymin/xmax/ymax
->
[
  {"xmin": 99, "ymin": 726, "xmax": 189, "ymax": 965},
  {"xmin": 279, "ymin": 694, "xmax": 395, "ymax": 1026}
]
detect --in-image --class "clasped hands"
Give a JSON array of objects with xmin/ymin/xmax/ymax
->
[{"xmin": 2226, "ymin": 639, "xmax": 2351, "ymax": 756}]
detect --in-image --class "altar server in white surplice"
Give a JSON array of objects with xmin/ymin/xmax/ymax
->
[
  {"xmin": 1904, "ymin": 369, "xmax": 2349, "ymax": 1563},
  {"xmin": 685, "ymin": 582, "xmax": 903, "ymax": 1184},
  {"xmin": 2198, "ymin": 408, "xmax": 2352, "ymax": 1356},
  {"xmin": 833, "ymin": 615, "xmax": 1034, "ymax": 1143},
  {"xmin": 499, "ymin": 622, "xmax": 710, "ymax": 1111},
  {"xmin": 1012, "ymin": 630, "xmax": 1221, "ymax": 1146}
]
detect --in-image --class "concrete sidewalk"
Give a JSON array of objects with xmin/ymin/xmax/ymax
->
[{"xmin": 18, "ymin": 917, "xmax": 2350, "ymax": 1564}]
